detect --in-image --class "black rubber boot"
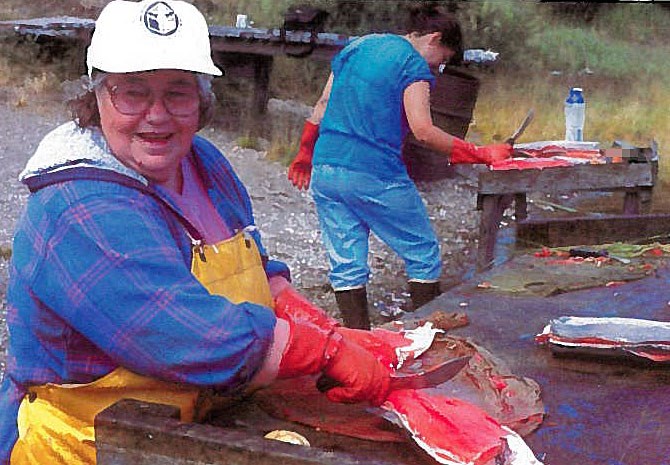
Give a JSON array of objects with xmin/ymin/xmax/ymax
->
[
  {"xmin": 408, "ymin": 281, "xmax": 441, "ymax": 311},
  {"xmin": 334, "ymin": 287, "xmax": 371, "ymax": 330}
]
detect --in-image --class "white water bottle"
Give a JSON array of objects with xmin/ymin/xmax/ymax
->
[{"xmin": 564, "ymin": 87, "xmax": 585, "ymax": 141}]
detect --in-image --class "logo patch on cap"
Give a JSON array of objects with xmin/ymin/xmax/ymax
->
[{"xmin": 144, "ymin": 1, "xmax": 179, "ymax": 36}]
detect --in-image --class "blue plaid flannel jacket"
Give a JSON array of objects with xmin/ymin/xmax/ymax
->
[{"xmin": 0, "ymin": 122, "xmax": 289, "ymax": 460}]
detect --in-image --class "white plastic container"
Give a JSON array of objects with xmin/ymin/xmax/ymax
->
[
  {"xmin": 564, "ymin": 87, "xmax": 585, "ymax": 141},
  {"xmin": 235, "ymin": 14, "xmax": 248, "ymax": 28}
]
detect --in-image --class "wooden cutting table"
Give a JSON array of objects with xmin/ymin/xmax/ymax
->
[
  {"xmin": 0, "ymin": 16, "xmax": 348, "ymax": 115},
  {"xmin": 475, "ymin": 160, "xmax": 657, "ymax": 271},
  {"xmin": 95, "ymin": 256, "xmax": 670, "ymax": 465}
]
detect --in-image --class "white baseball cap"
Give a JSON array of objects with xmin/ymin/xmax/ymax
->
[{"xmin": 87, "ymin": 0, "xmax": 222, "ymax": 77}]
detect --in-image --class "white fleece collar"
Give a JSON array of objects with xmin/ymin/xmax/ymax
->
[{"xmin": 19, "ymin": 121, "xmax": 147, "ymax": 186}]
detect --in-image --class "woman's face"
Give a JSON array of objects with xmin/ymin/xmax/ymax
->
[
  {"xmin": 416, "ymin": 32, "xmax": 455, "ymax": 68},
  {"xmin": 96, "ymin": 69, "xmax": 201, "ymax": 186}
]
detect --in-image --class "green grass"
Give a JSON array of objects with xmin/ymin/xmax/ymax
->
[{"xmin": 527, "ymin": 26, "xmax": 670, "ymax": 78}]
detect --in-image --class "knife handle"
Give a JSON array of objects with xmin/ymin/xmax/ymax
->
[{"xmin": 316, "ymin": 374, "xmax": 341, "ymax": 393}]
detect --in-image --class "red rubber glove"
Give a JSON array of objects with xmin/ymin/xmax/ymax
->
[
  {"xmin": 335, "ymin": 327, "xmax": 410, "ymax": 370},
  {"xmin": 274, "ymin": 285, "xmax": 339, "ymax": 331},
  {"xmin": 277, "ymin": 317, "xmax": 391, "ymax": 405},
  {"xmin": 450, "ymin": 137, "xmax": 513, "ymax": 165},
  {"xmin": 287, "ymin": 120, "xmax": 319, "ymax": 190},
  {"xmin": 274, "ymin": 287, "xmax": 400, "ymax": 362}
]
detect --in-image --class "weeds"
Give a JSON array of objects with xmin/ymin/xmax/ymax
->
[
  {"xmin": 235, "ymin": 134, "xmax": 261, "ymax": 151},
  {"xmin": 472, "ymin": 68, "xmax": 668, "ymax": 180},
  {"xmin": 266, "ymin": 139, "xmax": 298, "ymax": 163}
]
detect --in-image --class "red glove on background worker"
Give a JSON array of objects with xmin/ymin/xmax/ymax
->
[
  {"xmin": 450, "ymin": 137, "xmax": 513, "ymax": 165},
  {"xmin": 287, "ymin": 120, "xmax": 511, "ymax": 184},
  {"xmin": 274, "ymin": 286, "xmax": 391, "ymax": 405},
  {"xmin": 287, "ymin": 120, "xmax": 319, "ymax": 190}
]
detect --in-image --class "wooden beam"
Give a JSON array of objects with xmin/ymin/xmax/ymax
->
[
  {"xmin": 478, "ymin": 163, "xmax": 654, "ymax": 196},
  {"xmin": 516, "ymin": 213, "xmax": 670, "ymax": 248},
  {"xmin": 96, "ymin": 399, "xmax": 405, "ymax": 465},
  {"xmin": 0, "ymin": 18, "xmax": 350, "ymax": 62}
]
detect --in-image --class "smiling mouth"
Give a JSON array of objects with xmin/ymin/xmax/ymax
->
[{"xmin": 138, "ymin": 133, "xmax": 173, "ymax": 141}]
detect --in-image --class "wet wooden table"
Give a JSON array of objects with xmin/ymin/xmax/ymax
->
[
  {"xmin": 476, "ymin": 161, "xmax": 656, "ymax": 271},
  {"xmin": 95, "ymin": 397, "xmax": 429, "ymax": 465},
  {"xmin": 95, "ymin": 257, "xmax": 669, "ymax": 464}
]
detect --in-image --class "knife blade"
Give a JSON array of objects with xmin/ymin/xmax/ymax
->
[
  {"xmin": 506, "ymin": 109, "xmax": 534, "ymax": 145},
  {"xmin": 388, "ymin": 355, "xmax": 471, "ymax": 390},
  {"xmin": 316, "ymin": 355, "xmax": 471, "ymax": 393}
]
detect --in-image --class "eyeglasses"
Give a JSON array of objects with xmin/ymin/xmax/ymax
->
[{"xmin": 105, "ymin": 82, "xmax": 200, "ymax": 117}]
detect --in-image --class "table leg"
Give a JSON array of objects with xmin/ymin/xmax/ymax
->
[
  {"xmin": 639, "ymin": 187, "xmax": 653, "ymax": 214},
  {"xmin": 476, "ymin": 194, "xmax": 512, "ymax": 272},
  {"xmin": 514, "ymin": 193, "xmax": 528, "ymax": 221},
  {"xmin": 623, "ymin": 190, "xmax": 641, "ymax": 215},
  {"xmin": 253, "ymin": 55, "xmax": 273, "ymax": 115}
]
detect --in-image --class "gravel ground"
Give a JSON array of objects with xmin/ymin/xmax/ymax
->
[{"xmin": 0, "ymin": 97, "xmax": 487, "ymax": 374}]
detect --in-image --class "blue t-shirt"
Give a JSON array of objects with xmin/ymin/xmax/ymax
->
[{"xmin": 313, "ymin": 34, "xmax": 435, "ymax": 179}]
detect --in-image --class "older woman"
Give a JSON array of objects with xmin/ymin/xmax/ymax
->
[
  {"xmin": 0, "ymin": 1, "xmax": 390, "ymax": 463},
  {"xmin": 288, "ymin": 5, "xmax": 513, "ymax": 329}
]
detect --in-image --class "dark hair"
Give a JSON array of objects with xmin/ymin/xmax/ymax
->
[
  {"xmin": 67, "ymin": 86, "xmax": 101, "ymax": 129},
  {"xmin": 406, "ymin": 3, "xmax": 463, "ymax": 64},
  {"xmin": 66, "ymin": 71, "xmax": 216, "ymax": 130}
]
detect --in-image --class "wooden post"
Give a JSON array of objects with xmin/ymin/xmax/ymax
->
[
  {"xmin": 476, "ymin": 194, "xmax": 512, "ymax": 272},
  {"xmin": 252, "ymin": 55, "xmax": 273, "ymax": 115},
  {"xmin": 623, "ymin": 190, "xmax": 641, "ymax": 214},
  {"xmin": 514, "ymin": 193, "xmax": 528, "ymax": 221}
]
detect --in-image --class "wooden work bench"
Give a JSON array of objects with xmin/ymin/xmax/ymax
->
[
  {"xmin": 0, "ymin": 16, "xmax": 348, "ymax": 115},
  {"xmin": 0, "ymin": 16, "xmax": 494, "ymax": 121},
  {"xmin": 475, "ymin": 160, "xmax": 658, "ymax": 271},
  {"xmin": 94, "ymin": 255, "xmax": 670, "ymax": 465}
]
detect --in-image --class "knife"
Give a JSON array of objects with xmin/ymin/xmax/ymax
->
[
  {"xmin": 506, "ymin": 109, "xmax": 534, "ymax": 146},
  {"xmin": 316, "ymin": 355, "xmax": 471, "ymax": 393}
]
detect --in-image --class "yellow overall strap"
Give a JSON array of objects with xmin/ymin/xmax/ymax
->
[
  {"xmin": 11, "ymin": 231, "xmax": 273, "ymax": 464},
  {"xmin": 190, "ymin": 230, "xmax": 273, "ymax": 307}
]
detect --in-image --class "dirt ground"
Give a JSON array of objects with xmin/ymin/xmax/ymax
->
[{"xmin": 0, "ymin": 94, "xmax": 492, "ymax": 375}]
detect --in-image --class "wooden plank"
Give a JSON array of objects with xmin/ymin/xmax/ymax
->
[
  {"xmin": 209, "ymin": 39, "xmax": 340, "ymax": 60},
  {"xmin": 208, "ymin": 26, "xmax": 347, "ymax": 61},
  {"xmin": 478, "ymin": 163, "xmax": 654, "ymax": 196},
  {"xmin": 0, "ymin": 16, "xmax": 94, "ymax": 38},
  {"xmin": 96, "ymin": 399, "xmax": 408, "ymax": 465},
  {"xmin": 0, "ymin": 18, "xmax": 350, "ymax": 61},
  {"xmin": 516, "ymin": 213, "xmax": 670, "ymax": 247}
]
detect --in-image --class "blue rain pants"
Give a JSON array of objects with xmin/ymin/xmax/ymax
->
[{"xmin": 311, "ymin": 165, "xmax": 441, "ymax": 290}]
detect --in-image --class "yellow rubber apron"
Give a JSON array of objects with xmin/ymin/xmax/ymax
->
[{"xmin": 10, "ymin": 231, "xmax": 273, "ymax": 464}]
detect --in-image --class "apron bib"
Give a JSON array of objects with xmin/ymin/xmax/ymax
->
[{"xmin": 11, "ymin": 231, "xmax": 273, "ymax": 464}]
